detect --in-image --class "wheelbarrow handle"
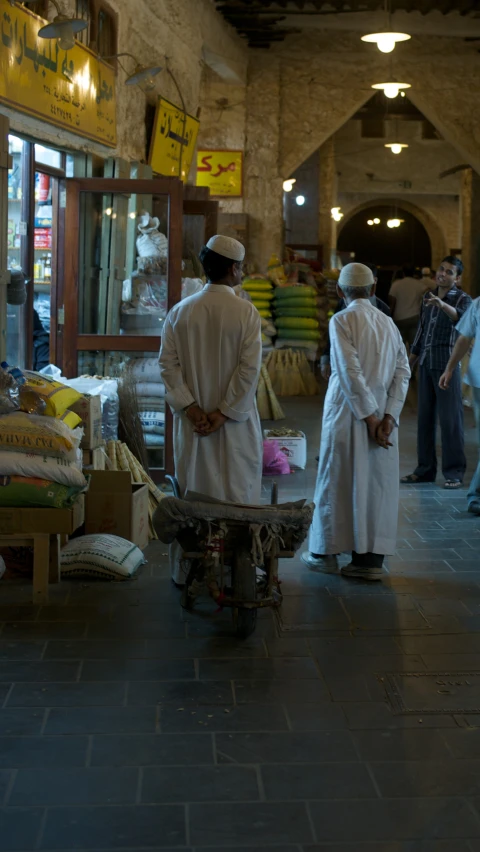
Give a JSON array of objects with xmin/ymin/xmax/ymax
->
[{"xmin": 165, "ymin": 474, "xmax": 182, "ymax": 499}]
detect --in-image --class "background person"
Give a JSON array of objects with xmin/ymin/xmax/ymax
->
[
  {"xmin": 303, "ymin": 263, "xmax": 410, "ymax": 581},
  {"xmin": 439, "ymin": 296, "xmax": 480, "ymax": 514},
  {"xmin": 401, "ymin": 256, "xmax": 472, "ymax": 489},
  {"xmin": 388, "ymin": 264, "xmax": 430, "ymax": 349}
]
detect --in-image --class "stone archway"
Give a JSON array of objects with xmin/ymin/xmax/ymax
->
[{"xmin": 337, "ymin": 197, "xmax": 447, "ymax": 269}]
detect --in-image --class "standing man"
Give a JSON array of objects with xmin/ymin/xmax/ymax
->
[
  {"xmin": 159, "ymin": 235, "xmax": 263, "ymax": 581},
  {"xmin": 439, "ymin": 297, "xmax": 480, "ymax": 514},
  {"xmin": 388, "ymin": 264, "xmax": 429, "ymax": 349},
  {"xmin": 402, "ymin": 257, "xmax": 472, "ymax": 489},
  {"xmin": 320, "ymin": 262, "xmax": 390, "ymax": 382},
  {"xmin": 303, "ymin": 263, "xmax": 410, "ymax": 581}
]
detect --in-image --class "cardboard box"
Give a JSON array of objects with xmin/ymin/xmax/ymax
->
[
  {"xmin": 82, "ymin": 446, "xmax": 106, "ymax": 471},
  {"xmin": 85, "ymin": 470, "xmax": 149, "ymax": 551},
  {"xmin": 71, "ymin": 395, "xmax": 103, "ymax": 449},
  {"xmin": 0, "ymin": 495, "xmax": 84, "ymax": 536},
  {"xmin": 264, "ymin": 430, "xmax": 307, "ymax": 470}
]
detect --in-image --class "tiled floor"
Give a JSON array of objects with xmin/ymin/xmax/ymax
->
[{"xmin": 1, "ymin": 391, "xmax": 480, "ymax": 850}]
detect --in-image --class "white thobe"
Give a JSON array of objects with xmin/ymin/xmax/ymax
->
[
  {"xmin": 159, "ymin": 281, "xmax": 262, "ymax": 497},
  {"xmin": 309, "ymin": 299, "xmax": 410, "ymax": 557}
]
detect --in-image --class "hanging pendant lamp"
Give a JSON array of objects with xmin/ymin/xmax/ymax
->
[
  {"xmin": 362, "ymin": 0, "xmax": 410, "ymax": 53},
  {"xmin": 372, "ymin": 82, "xmax": 411, "ymax": 99}
]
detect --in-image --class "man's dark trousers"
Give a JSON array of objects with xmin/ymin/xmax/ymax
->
[{"xmin": 414, "ymin": 363, "xmax": 466, "ymax": 482}]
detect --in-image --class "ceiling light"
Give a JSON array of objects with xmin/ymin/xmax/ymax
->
[
  {"xmin": 367, "ymin": 219, "xmax": 374, "ymax": 226},
  {"xmin": 385, "ymin": 143, "xmax": 409, "ymax": 155},
  {"xmin": 35, "ymin": 0, "xmax": 87, "ymax": 50},
  {"xmin": 372, "ymin": 82, "xmax": 411, "ymax": 99},
  {"xmin": 102, "ymin": 53, "xmax": 163, "ymax": 89},
  {"xmin": 296, "ymin": 195, "xmax": 305, "ymax": 206},
  {"xmin": 283, "ymin": 179, "xmax": 296, "ymax": 192},
  {"xmin": 373, "ymin": 217, "xmax": 381, "ymax": 225},
  {"xmin": 331, "ymin": 207, "xmax": 344, "ymax": 222},
  {"xmin": 387, "ymin": 218, "xmax": 403, "ymax": 228},
  {"xmin": 361, "ymin": 32, "xmax": 410, "ymax": 54}
]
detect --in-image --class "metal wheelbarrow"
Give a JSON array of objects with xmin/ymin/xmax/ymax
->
[{"xmin": 154, "ymin": 479, "xmax": 314, "ymax": 638}]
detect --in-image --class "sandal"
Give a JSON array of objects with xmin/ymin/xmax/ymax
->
[
  {"xmin": 444, "ymin": 479, "xmax": 462, "ymax": 490},
  {"xmin": 400, "ymin": 473, "xmax": 435, "ymax": 484}
]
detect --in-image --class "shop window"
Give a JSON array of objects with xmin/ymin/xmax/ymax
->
[
  {"xmin": 35, "ymin": 144, "xmax": 62, "ymax": 170},
  {"xmin": 75, "ymin": 0, "xmax": 91, "ymax": 45},
  {"xmin": 97, "ymin": 6, "xmax": 116, "ymax": 59}
]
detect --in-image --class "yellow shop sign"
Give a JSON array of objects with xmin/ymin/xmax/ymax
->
[
  {"xmin": 149, "ymin": 97, "xmax": 199, "ymax": 182},
  {"xmin": 196, "ymin": 150, "xmax": 243, "ymax": 197},
  {"xmin": 0, "ymin": 0, "xmax": 116, "ymax": 147}
]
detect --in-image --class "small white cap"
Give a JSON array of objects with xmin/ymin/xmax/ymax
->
[
  {"xmin": 339, "ymin": 262, "xmax": 374, "ymax": 288},
  {"xmin": 206, "ymin": 235, "xmax": 245, "ymax": 262}
]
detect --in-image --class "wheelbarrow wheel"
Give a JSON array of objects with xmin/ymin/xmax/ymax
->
[{"xmin": 233, "ymin": 541, "xmax": 257, "ymax": 639}]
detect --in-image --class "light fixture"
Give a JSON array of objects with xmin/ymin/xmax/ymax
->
[
  {"xmin": 128, "ymin": 212, "xmax": 137, "ymax": 220},
  {"xmin": 387, "ymin": 218, "xmax": 403, "ymax": 228},
  {"xmin": 102, "ymin": 53, "xmax": 163, "ymax": 90},
  {"xmin": 367, "ymin": 219, "xmax": 374, "ymax": 226},
  {"xmin": 331, "ymin": 207, "xmax": 344, "ymax": 222},
  {"xmin": 372, "ymin": 82, "xmax": 411, "ymax": 99},
  {"xmin": 35, "ymin": 0, "xmax": 88, "ymax": 50},
  {"xmin": 296, "ymin": 195, "xmax": 306, "ymax": 206},
  {"xmin": 361, "ymin": 32, "xmax": 410, "ymax": 54},
  {"xmin": 105, "ymin": 207, "xmax": 113, "ymax": 216},
  {"xmin": 385, "ymin": 142, "xmax": 409, "ymax": 155},
  {"xmin": 373, "ymin": 217, "xmax": 381, "ymax": 224},
  {"xmin": 367, "ymin": 217, "xmax": 381, "ymax": 226},
  {"xmin": 283, "ymin": 179, "xmax": 296, "ymax": 192}
]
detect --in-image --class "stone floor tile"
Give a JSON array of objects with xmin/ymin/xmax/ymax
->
[
  {"xmin": 0, "ymin": 708, "xmax": 45, "ymax": 735},
  {"xmin": 161, "ymin": 702, "xmax": 288, "ymax": 733},
  {"xmin": 142, "ymin": 765, "xmax": 259, "ymax": 802},
  {"xmin": 261, "ymin": 761, "xmax": 375, "ymax": 799},
  {"xmin": 215, "ymin": 731, "xmax": 358, "ymax": 763},
  {"xmin": 0, "ymin": 607, "xmax": 39, "ymax": 622},
  {"xmin": 91, "ymin": 733, "xmax": 214, "ymax": 766},
  {"xmin": 420, "ymin": 654, "xmax": 480, "ymax": 670},
  {"xmin": 233, "ymin": 678, "xmax": 330, "ymax": 704},
  {"xmin": 398, "ymin": 635, "xmax": 480, "ymax": 655},
  {"xmin": 44, "ymin": 706, "xmax": 156, "ymax": 735},
  {"xmin": 43, "ymin": 639, "xmax": 147, "ymax": 659},
  {"xmin": 6, "ymin": 682, "xmax": 126, "ymax": 707},
  {"xmin": 80, "ymin": 659, "xmax": 195, "ymax": 681},
  {"xmin": 301, "ymin": 843, "xmax": 471, "ymax": 851},
  {"xmin": 0, "ymin": 641, "xmax": 46, "ymax": 661},
  {"xmin": 0, "ymin": 736, "xmax": 87, "ymax": 768},
  {"xmin": 0, "ymin": 808, "xmax": 43, "ymax": 851},
  {"xmin": 352, "ymin": 729, "xmax": 452, "ymax": 760},
  {"xmin": 36, "ymin": 605, "xmax": 112, "ymax": 622},
  {"xmin": 0, "ymin": 771, "xmax": 11, "ymax": 806},
  {"xmin": 441, "ymin": 729, "xmax": 480, "ymax": 758},
  {"xmin": 127, "ymin": 679, "xmax": 233, "ymax": 706},
  {"xmin": 371, "ymin": 759, "xmax": 480, "ymax": 796},
  {"xmin": 264, "ymin": 637, "xmax": 311, "ymax": 656},
  {"xmin": 342, "ymin": 702, "xmax": 456, "ymax": 730},
  {"xmin": 308, "ymin": 798, "xmax": 480, "ymax": 841},
  {"xmin": 284, "ymin": 702, "xmax": 348, "ymax": 730},
  {"xmin": 2, "ymin": 623, "xmax": 86, "ymax": 640},
  {"xmin": 189, "ymin": 802, "xmax": 313, "ymax": 846},
  {"xmin": 0, "ymin": 661, "xmax": 79, "ymax": 682},
  {"xmin": 199, "ymin": 656, "xmax": 320, "ymax": 680},
  {"xmin": 9, "ymin": 767, "xmax": 139, "ymax": 806},
  {"xmin": 417, "ymin": 600, "xmax": 472, "ymax": 616},
  {"xmin": 41, "ymin": 805, "xmax": 185, "ymax": 849}
]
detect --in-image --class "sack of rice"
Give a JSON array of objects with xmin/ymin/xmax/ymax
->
[
  {"xmin": 60, "ymin": 534, "xmax": 146, "ymax": 580},
  {"xmin": 0, "ymin": 475, "xmax": 86, "ymax": 508},
  {"xmin": 21, "ymin": 371, "xmax": 83, "ymax": 417},
  {"xmin": 0, "ymin": 450, "xmax": 86, "ymax": 488},
  {"xmin": 0, "ymin": 412, "xmax": 82, "ymax": 461}
]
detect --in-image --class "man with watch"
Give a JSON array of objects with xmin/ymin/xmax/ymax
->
[
  {"xmin": 302, "ymin": 263, "xmax": 410, "ymax": 581},
  {"xmin": 401, "ymin": 256, "xmax": 472, "ymax": 489},
  {"xmin": 159, "ymin": 235, "xmax": 263, "ymax": 581}
]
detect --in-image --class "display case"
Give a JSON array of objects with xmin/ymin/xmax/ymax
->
[{"xmin": 59, "ymin": 177, "xmax": 183, "ymax": 479}]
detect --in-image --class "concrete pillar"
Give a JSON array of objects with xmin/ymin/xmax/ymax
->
[
  {"xmin": 318, "ymin": 138, "xmax": 337, "ymax": 268},
  {"xmin": 244, "ymin": 56, "xmax": 283, "ymax": 271},
  {"xmin": 461, "ymin": 169, "xmax": 480, "ymax": 297}
]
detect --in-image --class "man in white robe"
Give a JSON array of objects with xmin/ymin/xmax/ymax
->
[
  {"xmin": 303, "ymin": 263, "xmax": 410, "ymax": 581},
  {"xmin": 159, "ymin": 235, "xmax": 263, "ymax": 582}
]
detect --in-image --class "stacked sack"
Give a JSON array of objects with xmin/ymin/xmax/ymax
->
[
  {"xmin": 242, "ymin": 275, "xmax": 276, "ymax": 356},
  {"xmin": 273, "ymin": 285, "xmax": 322, "ymax": 361},
  {"xmin": 0, "ymin": 366, "xmax": 87, "ymax": 508},
  {"xmin": 128, "ymin": 358, "xmax": 165, "ymax": 461}
]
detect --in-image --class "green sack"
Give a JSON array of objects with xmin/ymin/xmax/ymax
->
[
  {"xmin": 275, "ymin": 308, "xmax": 319, "ymax": 319},
  {"xmin": 278, "ymin": 328, "xmax": 321, "ymax": 340},
  {"xmin": 0, "ymin": 475, "xmax": 85, "ymax": 508},
  {"xmin": 274, "ymin": 286, "xmax": 317, "ymax": 300},
  {"xmin": 275, "ymin": 316, "xmax": 319, "ymax": 330}
]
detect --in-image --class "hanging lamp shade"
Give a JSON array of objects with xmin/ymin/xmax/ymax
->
[
  {"xmin": 361, "ymin": 32, "xmax": 411, "ymax": 53},
  {"xmin": 372, "ymin": 82, "xmax": 411, "ymax": 99},
  {"xmin": 385, "ymin": 142, "xmax": 409, "ymax": 154}
]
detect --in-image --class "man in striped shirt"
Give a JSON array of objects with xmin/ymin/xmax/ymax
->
[{"xmin": 401, "ymin": 256, "xmax": 472, "ymax": 490}]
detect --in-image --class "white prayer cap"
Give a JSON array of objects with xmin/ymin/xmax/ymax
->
[
  {"xmin": 206, "ymin": 235, "xmax": 245, "ymax": 262},
  {"xmin": 339, "ymin": 262, "xmax": 374, "ymax": 288}
]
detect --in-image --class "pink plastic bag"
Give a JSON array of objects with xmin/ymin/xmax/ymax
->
[{"xmin": 262, "ymin": 439, "xmax": 291, "ymax": 476}]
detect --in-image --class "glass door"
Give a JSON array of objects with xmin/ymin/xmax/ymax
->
[
  {"xmin": 6, "ymin": 134, "xmax": 28, "ymax": 367},
  {"xmin": 60, "ymin": 176, "xmax": 184, "ymax": 478}
]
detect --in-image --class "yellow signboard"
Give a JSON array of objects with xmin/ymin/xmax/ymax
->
[
  {"xmin": 149, "ymin": 97, "xmax": 199, "ymax": 182},
  {"xmin": 196, "ymin": 150, "xmax": 243, "ymax": 197},
  {"xmin": 0, "ymin": 0, "xmax": 116, "ymax": 147}
]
